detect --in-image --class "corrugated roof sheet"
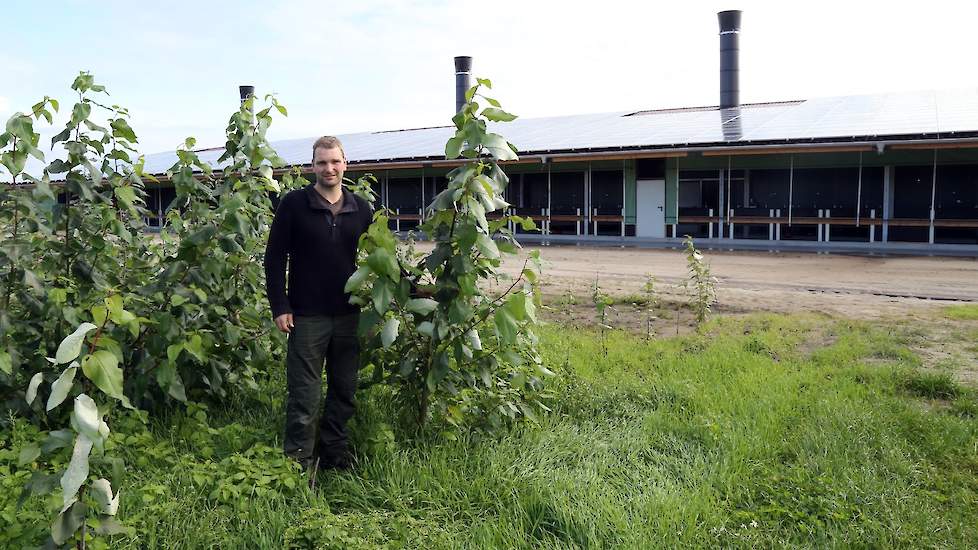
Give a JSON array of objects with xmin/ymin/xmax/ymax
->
[{"xmin": 141, "ymin": 88, "xmax": 978, "ymax": 175}]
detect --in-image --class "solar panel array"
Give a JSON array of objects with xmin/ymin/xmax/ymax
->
[{"xmin": 140, "ymin": 88, "xmax": 978, "ymax": 175}]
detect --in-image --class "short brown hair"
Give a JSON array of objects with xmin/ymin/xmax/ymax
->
[{"xmin": 312, "ymin": 136, "xmax": 345, "ymax": 161}]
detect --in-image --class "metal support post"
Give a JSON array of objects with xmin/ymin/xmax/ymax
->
[{"xmin": 869, "ymin": 209, "xmax": 876, "ymax": 243}]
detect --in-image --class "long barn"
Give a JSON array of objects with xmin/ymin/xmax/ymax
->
[{"xmin": 141, "ymin": 11, "xmax": 978, "ymax": 250}]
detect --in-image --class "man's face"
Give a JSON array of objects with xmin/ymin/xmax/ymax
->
[{"xmin": 312, "ymin": 146, "xmax": 347, "ymax": 188}]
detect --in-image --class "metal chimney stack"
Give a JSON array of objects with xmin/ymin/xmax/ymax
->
[
  {"xmin": 239, "ymin": 85, "xmax": 255, "ymax": 104},
  {"xmin": 718, "ymin": 10, "xmax": 742, "ymax": 109},
  {"xmin": 454, "ymin": 56, "xmax": 472, "ymax": 113}
]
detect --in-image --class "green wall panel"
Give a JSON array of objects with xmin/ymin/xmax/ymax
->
[
  {"xmin": 624, "ymin": 160, "xmax": 636, "ymax": 223},
  {"xmin": 665, "ymin": 157, "xmax": 680, "ymax": 224}
]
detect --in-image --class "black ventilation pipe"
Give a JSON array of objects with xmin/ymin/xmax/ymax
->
[
  {"xmin": 454, "ymin": 56, "xmax": 472, "ymax": 113},
  {"xmin": 239, "ymin": 85, "xmax": 255, "ymax": 104},
  {"xmin": 718, "ymin": 10, "xmax": 741, "ymax": 109}
]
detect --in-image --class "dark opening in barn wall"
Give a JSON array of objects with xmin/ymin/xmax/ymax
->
[
  {"xmin": 892, "ymin": 166, "xmax": 933, "ymax": 242},
  {"xmin": 549, "ymin": 171, "xmax": 585, "ymax": 235},
  {"xmin": 935, "ymin": 164, "xmax": 978, "ymax": 244},
  {"xmin": 387, "ymin": 177, "xmax": 423, "ymax": 230},
  {"xmin": 591, "ymin": 170, "xmax": 624, "ymax": 236},
  {"xmin": 636, "ymin": 158, "xmax": 665, "ymax": 179},
  {"xmin": 144, "ymin": 185, "xmax": 177, "ymax": 227},
  {"xmin": 747, "ymin": 169, "xmax": 790, "ymax": 210},
  {"xmin": 509, "ymin": 173, "xmax": 548, "ymax": 234},
  {"xmin": 514, "ymin": 173, "xmax": 548, "ymax": 211},
  {"xmin": 677, "ymin": 170, "xmax": 721, "ymax": 238}
]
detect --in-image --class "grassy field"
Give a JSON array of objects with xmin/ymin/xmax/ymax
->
[{"xmin": 3, "ymin": 310, "xmax": 978, "ymax": 548}]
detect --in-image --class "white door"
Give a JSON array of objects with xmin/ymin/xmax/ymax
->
[{"xmin": 636, "ymin": 179, "xmax": 665, "ymax": 238}]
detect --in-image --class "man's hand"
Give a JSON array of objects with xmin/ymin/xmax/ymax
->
[{"xmin": 274, "ymin": 313, "xmax": 294, "ymax": 334}]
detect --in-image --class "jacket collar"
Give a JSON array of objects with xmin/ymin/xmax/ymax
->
[{"xmin": 304, "ymin": 183, "xmax": 360, "ymax": 214}]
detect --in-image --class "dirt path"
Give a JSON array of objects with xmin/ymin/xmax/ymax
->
[{"xmin": 501, "ymin": 245, "xmax": 978, "ymax": 319}]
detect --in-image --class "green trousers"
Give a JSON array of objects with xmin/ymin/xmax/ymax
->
[{"xmin": 283, "ymin": 313, "xmax": 359, "ymax": 463}]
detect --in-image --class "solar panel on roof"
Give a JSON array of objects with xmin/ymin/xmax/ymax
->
[{"xmin": 139, "ymin": 88, "xmax": 978, "ymax": 175}]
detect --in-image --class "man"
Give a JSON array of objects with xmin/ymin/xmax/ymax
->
[{"xmin": 264, "ymin": 136, "xmax": 372, "ymax": 474}]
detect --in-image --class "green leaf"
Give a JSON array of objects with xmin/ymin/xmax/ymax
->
[
  {"xmin": 47, "ymin": 364, "xmax": 78, "ymax": 411},
  {"xmin": 26, "ymin": 372, "xmax": 43, "ymax": 405},
  {"xmin": 52, "ymin": 501, "xmax": 88, "ymax": 545},
  {"xmin": 366, "ymin": 248, "xmax": 400, "ymax": 281},
  {"xmin": 94, "ymin": 516, "xmax": 127, "ymax": 536},
  {"xmin": 475, "ymin": 234, "xmax": 500, "ymax": 259},
  {"xmin": 83, "ymin": 119, "xmax": 109, "ymax": 134},
  {"xmin": 494, "ymin": 307, "xmax": 518, "ymax": 345},
  {"xmin": 185, "ymin": 334, "xmax": 205, "ymax": 362},
  {"xmin": 91, "ymin": 478, "xmax": 120, "ymax": 516},
  {"xmin": 72, "ymin": 394, "xmax": 101, "ymax": 441},
  {"xmin": 381, "ymin": 317, "xmax": 400, "ymax": 348},
  {"xmin": 465, "ymin": 329, "xmax": 483, "ymax": 351},
  {"xmin": 445, "ymin": 135, "xmax": 464, "ymax": 159},
  {"xmin": 2, "ymin": 149, "xmax": 27, "ymax": 176},
  {"xmin": 51, "ymin": 127, "xmax": 71, "ymax": 147},
  {"xmin": 0, "ymin": 351, "xmax": 11, "ymax": 375},
  {"xmin": 166, "ymin": 343, "xmax": 184, "ymax": 363},
  {"xmin": 482, "ymin": 108, "xmax": 518, "ymax": 122},
  {"xmin": 168, "ymin": 374, "xmax": 187, "ymax": 402},
  {"xmin": 507, "ymin": 291, "xmax": 527, "ymax": 321},
  {"xmin": 61, "ymin": 433, "xmax": 94, "ymax": 510},
  {"xmin": 5, "ymin": 113, "xmax": 33, "ymax": 141},
  {"xmin": 91, "ymin": 305, "xmax": 108, "ymax": 326},
  {"xmin": 81, "ymin": 350, "xmax": 124, "ymax": 400},
  {"xmin": 115, "ymin": 185, "xmax": 137, "ymax": 208},
  {"xmin": 70, "ymin": 102, "xmax": 92, "ymax": 125},
  {"xmin": 83, "ymin": 159, "xmax": 102, "ymax": 185},
  {"xmin": 480, "ymin": 133, "xmax": 518, "ymax": 161},
  {"xmin": 418, "ymin": 321, "xmax": 434, "ymax": 337},
  {"xmin": 72, "ymin": 72, "xmax": 95, "ymax": 92},
  {"xmin": 406, "ymin": 298, "xmax": 438, "ymax": 316},
  {"xmin": 476, "ymin": 77, "xmax": 492, "ymax": 89},
  {"xmin": 344, "ymin": 266, "xmax": 371, "ymax": 293},
  {"xmin": 55, "ymin": 322, "xmax": 98, "ymax": 364},
  {"xmin": 156, "ymin": 362, "xmax": 187, "ymax": 402},
  {"xmin": 17, "ymin": 444, "xmax": 41, "ymax": 466},
  {"xmin": 371, "ymin": 281, "xmax": 394, "ymax": 315},
  {"xmin": 110, "ymin": 118, "xmax": 138, "ymax": 142},
  {"xmin": 26, "ymin": 143, "xmax": 44, "ymax": 161},
  {"xmin": 42, "ymin": 430, "xmax": 75, "ymax": 454},
  {"xmin": 106, "ymin": 295, "xmax": 123, "ymax": 320}
]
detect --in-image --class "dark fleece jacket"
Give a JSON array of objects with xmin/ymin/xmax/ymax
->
[{"xmin": 264, "ymin": 184, "xmax": 372, "ymax": 318}]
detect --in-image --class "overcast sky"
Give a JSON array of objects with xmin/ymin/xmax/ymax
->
[{"xmin": 3, "ymin": 0, "xmax": 978, "ymax": 164}]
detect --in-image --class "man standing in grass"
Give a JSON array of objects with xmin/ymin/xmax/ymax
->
[{"xmin": 264, "ymin": 136, "xmax": 372, "ymax": 475}]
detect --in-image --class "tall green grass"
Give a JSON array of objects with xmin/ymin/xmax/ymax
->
[
  {"xmin": 945, "ymin": 304, "xmax": 978, "ymax": 320},
  {"xmin": 4, "ymin": 314, "xmax": 977, "ymax": 548}
]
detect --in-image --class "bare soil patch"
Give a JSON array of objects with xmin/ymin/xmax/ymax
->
[
  {"xmin": 487, "ymin": 243, "xmax": 978, "ymax": 385},
  {"xmin": 503, "ymin": 245, "xmax": 978, "ymax": 320}
]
